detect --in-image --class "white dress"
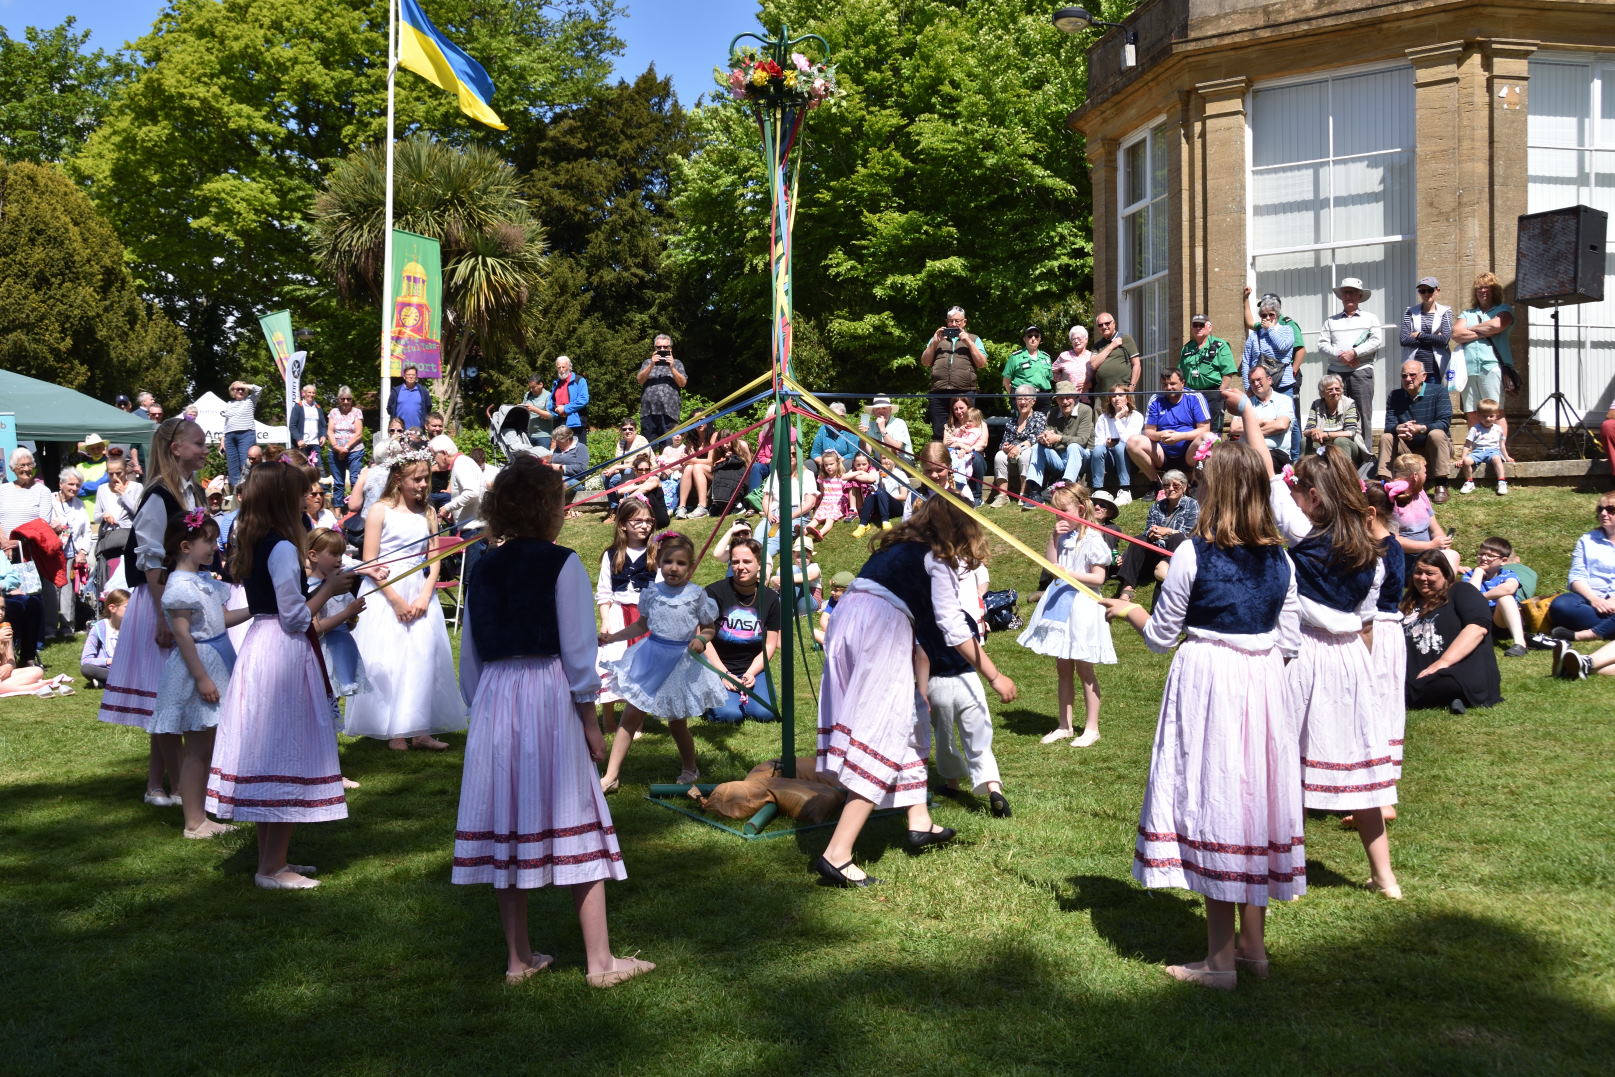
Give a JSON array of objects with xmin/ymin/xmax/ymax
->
[
  {"xmin": 1016, "ymin": 528, "xmax": 1117, "ymax": 663},
  {"xmin": 344, "ymin": 506, "xmax": 468, "ymax": 740},
  {"xmin": 150, "ymin": 571, "xmax": 237, "ymax": 734},
  {"xmin": 600, "ymin": 581, "xmax": 727, "ymax": 718},
  {"xmin": 1131, "ymin": 540, "xmax": 1307, "ymax": 905},
  {"xmin": 595, "ymin": 546, "xmax": 650, "ymax": 705}
]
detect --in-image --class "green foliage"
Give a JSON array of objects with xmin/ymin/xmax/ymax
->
[
  {"xmin": 0, "ymin": 18, "xmax": 131, "ymax": 164},
  {"xmin": 669, "ymin": 0, "xmax": 1097, "ymax": 405},
  {"xmin": 310, "ymin": 136, "xmax": 547, "ymax": 423},
  {"xmin": 68, "ymin": 0, "xmax": 620, "ymax": 397},
  {"xmin": 514, "ymin": 68, "xmax": 693, "ymax": 426},
  {"xmin": 0, "ymin": 161, "xmax": 186, "ymax": 404}
]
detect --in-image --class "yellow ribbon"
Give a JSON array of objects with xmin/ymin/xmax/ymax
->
[
  {"xmin": 359, "ymin": 533, "xmax": 482, "ymax": 595},
  {"xmin": 783, "ymin": 376, "xmax": 1103, "ymax": 602}
]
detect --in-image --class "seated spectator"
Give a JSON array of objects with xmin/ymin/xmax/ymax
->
[
  {"xmin": 1125, "ymin": 370, "xmax": 1211, "ymax": 495},
  {"xmin": 768, "ymin": 540, "xmax": 822, "ymax": 616},
  {"xmin": 1402, "ymin": 551, "xmax": 1501, "ymax": 714},
  {"xmin": 849, "ymin": 454, "xmax": 909, "ymax": 536},
  {"xmin": 814, "ymin": 570, "xmax": 854, "ymax": 647},
  {"xmin": 1114, "ymin": 470, "xmax": 1196, "ymax": 604},
  {"xmin": 703, "ymin": 537, "xmax": 780, "ymax": 723},
  {"xmin": 1376, "ymin": 360, "xmax": 1453, "ymax": 503},
  {"xmin": 1029, "ymin": 381, "xmax": 1095, "ymax": 495},
  {"xmin": 81, "ymin": 588, "xmax": 128, "ymax": 687},
  {"xmin": 759, "ymin": 445, "xmax": 819, "ymax": 560},
  {"xmin": 547, "ymin": 424, "xmax": 590, "ymax": 482},
  {"xmin": 711, "ymin": 519, "xmax": 755, "ymax": 568},
  {"xmin": 675, "ymin": 423, "xmax": 718, "ymax": 519},
  {"xmin": 746, "ymin": 405, "xmax": 800, "ymax": 494},
  {"xmin": 806, "ymin": 451, "xmax": 852, "ymax": 540},
  {"xmin": 941, "ymin": 397, "xmax": 987, "ymax": 503},
  {"xmin": 1304, "ymin": 373, "xmax": 1368, "ymax": 466},
  {"xmin": 1545, "ymin": 491, "xmax": 1615, "ymax": 642},
  {"xmin": 990, "ymin": 385, "xmax": 1046, "ymax": 507},
  {"xmin": 1461, "ymin": 537, "xmax": 1527, "ymax": 656},
  {"xmin": 1228, "ymin": 365, "xmax": 1292, "ymax": 472},
  {"xmin": 808, "ymin": 403, "xmax": 859, "ymax": 473},
  {"xmin": 608, "ymin": 453, "xmax": 670, "ymax": 529},
  {"xmin": 842, "ymin": 450, "xmax": 876, "ymax": 519},
  {"xmin": 1456, "ymin": 398, "xmax": 1513, "ymax": 496},
  {"xmin": 1090, "ymin": 384, "xmax": 1142, "ymax": 504}
]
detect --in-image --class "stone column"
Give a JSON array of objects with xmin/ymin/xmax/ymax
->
[
  {"xmin": 1193, "ymin": 77, "xmax": 1249, "ymax": 342},
  {"xmin": 1086, "ymin": 136, "xmax": 1119, "ymax": 322},
  {"xmin": 1482, "ymin": 39, "xmax": 1538, "ymax": 413},
  {"xmin": 1408, "ymin": 41, "xmax": 1467, "ymax": 293}
]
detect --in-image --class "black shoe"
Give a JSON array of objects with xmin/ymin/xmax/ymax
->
[
  {"xmin": 1449, "ymin": 698, "xmax": 1467, "ymax": 715},
  {"xmin": 1527, "ymin": 633, "xmax": 1557, "ymax": 651},
  {"xmin": 905, "ymin": 825, "xmax": 957, "ymax": 853},
  {"xmin": 812, "ymin": 855, "xmax": 880, "ymax": 888},
  {"xmin": 989, "ymin": 791, "xmax": 1012, "ymax": 818},
  {"xmin": 1551, "ymin": 627, "xmax": 1576, "ymax": 641}
]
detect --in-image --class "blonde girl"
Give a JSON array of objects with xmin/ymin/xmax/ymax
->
[
  {"xmin": 596, "ymin": 499, "xmax": 658, "ymax": 733},
  {"xmin": 806, "ymin": 451, "xmax": 849, "ymax": 539},
  {"xmin": 1017, "ymin": 484, "xmax": 1116, "ymax": 746},
  {"xmin": 1388, "ymin": 452, "xmax": 1453, "ymax": 575}
]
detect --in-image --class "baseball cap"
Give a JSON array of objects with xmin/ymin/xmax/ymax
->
[
  {"xmin": 830, "ymin": 571, "xmax": 855, "ymax": 588},
  {"xmin": 1190, "ymin": 314, "xmax": 1209, "ymax": 325},
  {"xmin": 1417, "ymin": 276, "xmax": 1440, "ymax": 290}
]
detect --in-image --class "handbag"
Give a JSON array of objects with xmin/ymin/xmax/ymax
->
[
  {"xmin": 16, "ymin": 558, "xmax": 42, "ymax": 595},
  {"xmin": 1443, "ymin": 339, "xmax": 1469, "ymax": 394}
]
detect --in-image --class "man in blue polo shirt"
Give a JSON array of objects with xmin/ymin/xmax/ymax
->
[
  {"xmin": 1376, "ymin": 359, "xmax": 1454, "ymax": 502},
  {"xmin": 1125, "ymin": 369, "xmax": 1212, "ymax": 490}
]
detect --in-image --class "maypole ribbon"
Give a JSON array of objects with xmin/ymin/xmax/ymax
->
[
  {"xmin": 357, "ymin": 532, "xmax": 482, "ymax": 596},
  {"xmin": 781, "ymin": 379, "xmax": 1102, "ymax": 602},
  {"xmin": 567, "ymin": 414, "xmax": 775, "ymax": 509}
]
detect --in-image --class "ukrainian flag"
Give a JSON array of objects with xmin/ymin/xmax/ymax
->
[{"xmin": 398, "ymin": 0, "xmax": 507, "ymax": 130}]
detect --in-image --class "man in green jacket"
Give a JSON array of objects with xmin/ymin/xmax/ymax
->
[
  {"xmin": 1002, "ymin": 326, "xmax": 1054, "ymax": 398},
  {"xmin": 1177, "ymin": 314, "xmax": 1236, "ymax": 433}
]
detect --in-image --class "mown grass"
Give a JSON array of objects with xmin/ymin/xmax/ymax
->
[{"xmin": 3, "ymin": 481, "xmax": 1612, "ymax": 1074}]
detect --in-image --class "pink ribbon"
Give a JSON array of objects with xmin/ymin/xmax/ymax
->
[
  {"xmin": 1384, "ymin": 479, "xmax": 1410, "ymax": 497},
  {"xmin": 1280, "ymin": 464, "xmax": 1296, "ymax": 486}
]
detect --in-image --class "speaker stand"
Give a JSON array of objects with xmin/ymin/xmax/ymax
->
[{"xmin": 1524, "ymin": 304, "xmax": 1593, "ymax": 459}]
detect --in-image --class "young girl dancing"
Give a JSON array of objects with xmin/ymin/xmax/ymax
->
[
  {"xmin": 97, "ymin": 418, "xmax": 208, "ymax": 807},
  {"xmin": 153, "ymin": 509, "xmax": 252, "ymax": 839},
  {"xmin": 308, "ymin": 527, "xmax": 368, "ymax": 790},
  {"xmin": 1017, "ymin": 483, "xmax": 1116, "ymax": 747},
  {"xmin": 596, "ymin": 531, "xmax": 728, "ymax": 793},
  {"xmin": 344, "ymin": 450, "xmax": 467, "ymax": 750},
  {"xmin": 596, "ymin": 500, "xmax": 656, "ymax": 734},
  {"xmin": 1262, "ymin": 412, "xmax": 1400, "ymax": 899},
  {"xmin": 451, "ymin": 457, "xmax": 652, "ymax": 987},
  {"xmin": 1104, "ymin": 437, "xmax": 1302, "ymax": 990},
  {"xmin": 1344, "ymin": 481, "xmax": 1406, "ymax": 829},
  {"xmin": 206, "ymin": 462, "xmax": 357, "ymax": 889},
  {"xmin": 814, "ymin": 497, "xmax": 1018, "ymax": 887}
]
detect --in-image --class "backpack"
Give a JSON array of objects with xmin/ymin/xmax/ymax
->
[
  {"xmin": 983, "ymin": 589, "xmax": 1021, "ymax": 632},
  {"xmin": 708, "ymin": 454, "xmax": 748, "ymax": 516}
]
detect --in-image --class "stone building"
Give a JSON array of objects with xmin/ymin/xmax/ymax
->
[{"xmin": 1066, "ymin": 0, "xmax": 1614, "ymax": 428}]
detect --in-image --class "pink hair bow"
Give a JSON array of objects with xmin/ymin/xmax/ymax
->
[
  {"xmin": 1360, "ymin": 479, "xmax": 1369, "ymax": 493},
  {"xmin": 1384, "ymin": 479, "xmax": 1410, "ymax": 497},
  {"xmin": 1192, "ymin": 437, "xmax": 1220, "ymax": 464},
  {"xmin": 1280, "ymin": 464, "xmax": 1296, "ymax": 486},
  {"xmin": 183, "ymin": 507, "xmax": 207, "ymax": 529},
  {"xmin": 654, "ymin": 530, "xmax": 681, "ymax": 543}
]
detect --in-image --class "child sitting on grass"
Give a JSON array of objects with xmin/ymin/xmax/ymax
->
[
  {"xmin": 80, "ymin": 588, "xmax": 129, "ymax": 688},
  {"xmin": 1457, "ymin": 399, "xmax": 1513, "ymax": 496},
  {"xmin": 1462, "ymin": 536, "xmax": 1528, "ymax": 657},
  {"xmin": 814, "ymin": 571, "xmax": 854, "ymax": 647}
]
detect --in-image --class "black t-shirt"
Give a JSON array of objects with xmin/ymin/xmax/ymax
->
[
  {"xmin": 706, "ymin": 578, "xmax": 781, "ymax": 677},
  {"xmin": 1403, "ymin": 580, "xmax": 1502, "ymax": 706}
]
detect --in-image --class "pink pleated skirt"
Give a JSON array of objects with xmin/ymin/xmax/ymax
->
[
  {"xmin": 1371, "ymin": 611, "xmax": 1408, "ymax": 780},
  {"xmin": 815, "ymin": 591, "xmax": 928, "ymax": 809},
  {"xmin": 205, "ymin": 616, "xmax": 347, "ymax": 823},
  {"xmin": 1292, "ymin": 625, "xmax": 1397, "ymax": 811},
  {"xmin": 1133, "ymin": 637, "xmax": 1306, "ymax": 905},
  {"xmin": 96, "ymin": 586, "xmax": 171, "ymax": 729},
  {"xmin": 452, "ymin": 657, "xmax": 626, "ymax": 888}
]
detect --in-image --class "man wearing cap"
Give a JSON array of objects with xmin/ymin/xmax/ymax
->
[
  {"xmin": 1002, "ymin": 326, "xmax": 1054, "ymax": 398},
  {"xmin": 1178, "ymin": 314, "xmax": 1236, "ymax": 433},
  {"xmin": 1378, "ymin": 360, "xmax": 1454, "ymax": 502},
  {"xmin": 1400, "ymin": 277, "xmax": 1453, "ymax": 382},
  {"xmin": 1030, "ymin": 381, "xmax": 1096, "ymax": 490},
  {"xmin": 1316, "ymin": 278, "xmax": 1384, "ymax": 437},
  {"xmin": 920, "ymin": 306, "xmax": 987, "ymax": 438}
]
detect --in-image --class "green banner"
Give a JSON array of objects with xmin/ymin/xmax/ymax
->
[
  {"xmin": 389, "ymin": 229, "xmax": 443, "ymax": 378},
  {"xmin": 258, "ymin": 309, "xmax": 295, "ymax": 380}
]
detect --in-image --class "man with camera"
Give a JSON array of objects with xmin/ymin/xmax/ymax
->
[
  {"xmin": 920, "ymin": 306, "xmax": 987, "ymax": 439},
  {"xmin": 636, "ymin": 332, "xmax": 688, "ymax": 442}
]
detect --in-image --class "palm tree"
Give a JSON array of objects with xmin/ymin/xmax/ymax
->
[{"xmin": 310, "ymin": 136, "xmax": 546, "ymax": 422}]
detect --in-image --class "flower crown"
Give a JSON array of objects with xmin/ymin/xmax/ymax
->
[{"xmin": 389, "ymin": 448, "xmax": 433, "ymax": 469}]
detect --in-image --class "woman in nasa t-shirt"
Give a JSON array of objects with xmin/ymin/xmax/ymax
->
[{"xmin": 702, "ymin": 538, "xmax": 781, "ymax": 724}]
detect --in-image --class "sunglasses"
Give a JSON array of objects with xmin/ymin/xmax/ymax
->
[{"xmin": 1597, "ymin": 505, "xmax": 1615, "ymax": 514}]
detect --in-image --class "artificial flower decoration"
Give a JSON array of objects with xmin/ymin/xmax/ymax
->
[{"xmin": 722, "ymin": 47, "xmax": 838, "ymax": 108}]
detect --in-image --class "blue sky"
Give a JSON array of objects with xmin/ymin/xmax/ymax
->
[{"xmin": 0, "ymin": 0, "xmax": 763, "ymax": 105}]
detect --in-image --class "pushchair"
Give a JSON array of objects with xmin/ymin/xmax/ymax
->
[{"xmin": 487, "ymin": 404, "xmax": 547, "ymax": 462}]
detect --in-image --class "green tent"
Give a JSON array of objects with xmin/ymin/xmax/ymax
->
[{"xmin": 0, "ymin": 368, "xmax": 158, "ymax": 450}]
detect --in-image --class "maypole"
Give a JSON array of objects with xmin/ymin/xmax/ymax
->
[
  {"xmin": 723, "ymin": 28, "xmax": 836, "ymax": 780},
  {"xmin": 379, "ymin": 0, "xmax": 399, "ymax": 432}
]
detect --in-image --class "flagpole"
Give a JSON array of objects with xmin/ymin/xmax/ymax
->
[{"xmin": 379, "ymin": 0, "xmax": 398, "ymax": 434}]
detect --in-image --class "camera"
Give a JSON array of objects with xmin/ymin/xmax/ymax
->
[
  {"xmin": 942, "ymin": 327, "xmax": 961, "ymax": 341},
  {"xmin": 655, "ymin": 347, "xmax": 671, "ymax": 357}
]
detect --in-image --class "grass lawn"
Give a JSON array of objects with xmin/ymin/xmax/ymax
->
[{"xmin": 3, "ymin": 481, "xmax": 1613, "ymax": 1074}]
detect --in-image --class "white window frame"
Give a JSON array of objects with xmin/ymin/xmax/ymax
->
[{"xmin": 1117, "ymin": 116, "xmax": 1171, "ymax": 385}]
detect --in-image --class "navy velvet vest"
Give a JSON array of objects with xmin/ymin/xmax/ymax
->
[
  {"xmin": 1290, "ymin": 531, "xmax": 1377, "ymax": 613},
  {"xmin": 1376, "ymin": 535, "xmax": 1406, "ymax": 613},
  {"xmin": 857, "ymin": 541, "xmax": 973, "ymax": 678},
  {"xmin": 609, "ymin": 548, "xmax": 653, "ymax": 595},
  {"xmin": 122, "ymin": 485, "xmax": 183, "ymax": 591},
  {"xmin": 467, "ymin": 538, "xmax": 571, "ymax": 662},
  {"xmin": 244, "ymin": 532, "xmax": 287, "ymax": 614},
  {"xmin": 1183, "ymin": 538, "xmax": 1291, "ymax": 634}
]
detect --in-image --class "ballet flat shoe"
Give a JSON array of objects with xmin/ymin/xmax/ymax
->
[
  {"xmin": 905, "ymin": 825, "xmax": 957, "ymax": 853},
  {"xmin": 1366, "ymin": 877, "xmax": 1403, "ymax": 900},
  {"xmin": 586, "ymin": 955, "xmax": 656, "ymax": 989},
  {"xmin": 989, "ymin": 791, "xmax": 1013, "ymax": 818},
  {"xmin": 505, "ymin": 953, "xmax": 555, "ymax": 985},
  {"xmin": 812, "ymin": 855, "xmax": 880, "ymax": 888},
  {"xmin": 254, "ymin": 870, "xmax": 320, "ymax": 890},
  {"xmin": 1164, "ymin": 963, "xmax": 1236, "ymax": 991}
]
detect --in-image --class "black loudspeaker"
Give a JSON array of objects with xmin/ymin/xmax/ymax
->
[{"xmin": 1516, "ymin": 205, "xmax": 1606, "ymax": 307}]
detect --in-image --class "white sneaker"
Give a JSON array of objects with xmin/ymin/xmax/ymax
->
[
  {"xmin": 988, "ymin": 493, "xmax": 1010, "ymax": 509},
  {"xmin": 1495, "ymin": 481, "xmax": 1509, "ymax": 495},
  {"xmin": 687, "ymin": 507, "xmax": 710, "ymax": 518},
  {"xmin": 1114, "ymin": 490, "xmax": 1133, "ymax": 506},
  {"xmin": 1458, "ymin": 480, "xmax": 1476, "ymax": 494}
]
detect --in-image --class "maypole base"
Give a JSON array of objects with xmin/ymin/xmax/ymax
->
[{"xmin": 642, "ymin": 785, "xmax": 928, "ymax": 842}]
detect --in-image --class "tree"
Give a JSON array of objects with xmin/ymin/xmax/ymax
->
[
  {"xmin": 70, "ymin": 0, "xmax": 621, "ymax": 394},
  {"xmin": 0, "ymin": 162, "xmax": 187, "ymax": 404},
  {"xmin": 0, "ymin": 19, "xmax": 132, "ymax": 164},
  {"xmin": 310, "ymin": 136, "xmax": 547, "ymax": 421},
  {"xmin": 515, "ymin": 68, "xmax": 692, "ymax": 426},
  {"xmin": 669, "ymin": 0, "xmax": 1099, "ymax": 398}
]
